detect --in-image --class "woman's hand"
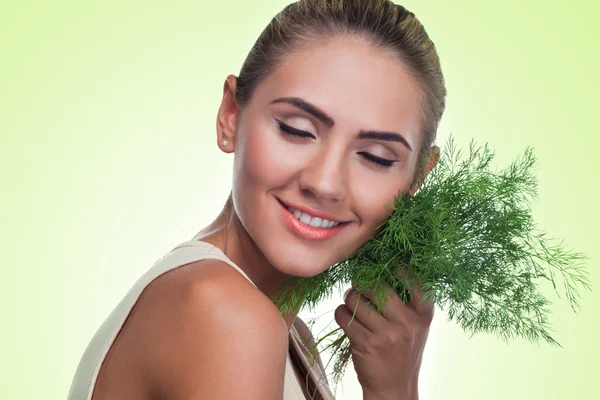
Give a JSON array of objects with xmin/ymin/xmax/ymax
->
[{"xmin": 334, "ymin": 275, "xmax": 434, "ymax": 400}]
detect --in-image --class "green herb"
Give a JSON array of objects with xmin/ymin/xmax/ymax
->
[{"xmin": 273, "ymin": 137, "xmax": 591, "ymax": 385}]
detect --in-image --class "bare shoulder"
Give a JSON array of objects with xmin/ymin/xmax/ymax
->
[{"xmin": 124, "ymin": 258, "xmax": 289, "ymax": 399}]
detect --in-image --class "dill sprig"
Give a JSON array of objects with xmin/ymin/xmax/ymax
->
[{"xmin": 273, "ymin": 137, "xmax": 591, "ymax": 386}]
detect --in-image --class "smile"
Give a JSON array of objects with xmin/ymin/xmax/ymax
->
[
  {"xmin": 276, "ymin": 198, "xmax": 349, "ymax": 241},
  {"xmin": 286, "ymin": 206, "xmax": 340, "ymax": 228}
]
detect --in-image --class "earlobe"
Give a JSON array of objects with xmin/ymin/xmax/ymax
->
[
  {"xmin": 408, "ymin": 145, "xmax": 440, "ymax": 196},
  {"xmin": 216, "ymin": 74, "xmax": 239, "ymax": 153}
]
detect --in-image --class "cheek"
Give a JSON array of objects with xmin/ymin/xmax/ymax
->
[
  {"xmin": 232, "ymin": 118, "xmax": 304, "ymax": 197},
  {"xmin": 351, "ymin": 171, "xmax": 414, "ymax": 232}
]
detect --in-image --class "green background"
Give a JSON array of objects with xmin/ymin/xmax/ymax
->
[{"xmin": 1, "ymin": 0, "xmax": 598, "ymax": 399}]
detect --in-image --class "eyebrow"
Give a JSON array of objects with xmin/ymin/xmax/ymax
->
[
  {"xmin": 270, "ymin": 96, "xmax": 413, "ymax": 152},
  {"xmin": 357, "ymin": 130, "xmax": 413, "ymax": 152},
  {"xmin": 271, "ymin": 97, "xmax": 335, "ymax": 127}
]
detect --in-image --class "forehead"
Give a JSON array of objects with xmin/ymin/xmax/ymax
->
[{"xmin": 251, "ymin": 35, "xmax": 423, "ymax": 137}]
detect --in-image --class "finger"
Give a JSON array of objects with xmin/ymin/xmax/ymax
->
[
  {"xmin": 343, "ymin": 288, "xmax": 387, "ymax": 333},
  {"xmin": 359, "ymin": 285, "xmax": 426, "ymax": 329},
  {"xmin": 393, "ymin": 268, "xmax": 412, "ymax": 302},
  {"xmin": 349, "ymin": 282, "xmax": 407, "ymax": 317},
  {"xmin": 348, "ymin": 285, "xmax": 418, "ymax": 330},
  {"xmin": 408, "ymin": 279, "xmax": 435, "ymax": 318},
  {"xmin": 395, "ymin": 269, "xmax": 434, "ymax": 317},
  {"xmin": 379, "ymin": 285, "xmax": 414, "ymax": 323},
  {"xmin": 334, "ymin": 303, "xmax": 371, "ymax": 344}
]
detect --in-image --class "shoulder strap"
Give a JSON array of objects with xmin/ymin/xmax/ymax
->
[{"xmin": 169, "ymin": 240, "xmax": 257, "ymax": 288}]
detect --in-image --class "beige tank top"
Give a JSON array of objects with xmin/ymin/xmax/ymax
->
[{"xmin": 67, "ymin": 239, "xmax": 335, "ymax": 400}]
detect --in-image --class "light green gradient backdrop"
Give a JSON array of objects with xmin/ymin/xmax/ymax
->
[{"xmin": 1, "ymin": 1, "xmax": 598, "ymax": 399}]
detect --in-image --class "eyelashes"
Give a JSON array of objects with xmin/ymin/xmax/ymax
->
[
  {"xmin": 275, "ymin": 119, "xmax": 398, "ymax": 169},
  {"xmin": 357, "ymin": 152, "xmax": 396, "ymax": 168},
  {"xmin": 275, "ymin": 119, "xmax": 315, "ymax": 139}
]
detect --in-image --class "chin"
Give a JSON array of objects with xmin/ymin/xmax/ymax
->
[{"xmin": 266, "ymin": 245, "xmax": 335, "ymax": 278}]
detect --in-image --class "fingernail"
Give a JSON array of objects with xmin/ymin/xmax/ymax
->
[{"xmin": 343, "ymin": 287, "xmax": 352, "ymax": 301}]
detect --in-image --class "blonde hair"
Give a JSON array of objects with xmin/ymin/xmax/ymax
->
[{"xmin": 236, "ymin": 0, "xmax": 447, "ymax": 163}]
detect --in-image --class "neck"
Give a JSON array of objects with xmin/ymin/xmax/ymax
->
[{"xmin": 194, "ymin": 194, "xmax": 300, "ymax": 330}]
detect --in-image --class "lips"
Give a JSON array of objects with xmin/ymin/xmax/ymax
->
[
  {"xmin": 286, "ymin": 206, "xmax": 341, "ymax": 229},
  {"xmin": 276, "ymin": 198, "xmax": 350, "ymax": 241}
]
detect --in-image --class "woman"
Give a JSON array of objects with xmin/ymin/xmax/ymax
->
[{"xmin": 68, "ymin": 0, "xmax": 446, "ymax": 398}]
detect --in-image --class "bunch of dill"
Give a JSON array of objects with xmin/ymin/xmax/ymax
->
[{"xmin": 273, "ymin": 138, "xmax": 590, "ymax": 385}]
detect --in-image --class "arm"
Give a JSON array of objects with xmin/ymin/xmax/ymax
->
[
  {"xmin": 133, "ymin": 259, "xmax": 290, "ymax": 399},
  {"xmin": 335, "ymin": 283, "xmax": 432, "ymax": 400},
  {"xmin": 294, "ymin": 317, "xmax": 417, "ymax": 400},
  {"xmin": 362, "ymin": 383, "xmax": 418, "ymax": 400}
]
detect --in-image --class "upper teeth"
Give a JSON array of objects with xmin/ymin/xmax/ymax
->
[{"xmin": 287, "ymin": 207, "xmax": 340, "ymax": 229}]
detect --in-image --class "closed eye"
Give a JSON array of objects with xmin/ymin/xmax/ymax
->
[
  {"xmin": 275, "ymin": 118, "xmax": 397, "ymax": 169},
  {"xmin": 358, "ymin": 152, "xmax": 398, "ymax": 169},
  {"xmin": 275, "ymin": 119, "xmax": 315, "ymax": 139}
]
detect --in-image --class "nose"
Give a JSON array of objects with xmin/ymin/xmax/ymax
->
[{"xmin": 297, "ymin": 146, "xmax": 348, "ymax": 203}]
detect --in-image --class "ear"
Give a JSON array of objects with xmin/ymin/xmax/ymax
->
[
  {"xmin": 408, "ymin": 145, "xmax": 440, "ymax": 196},
  {"xmin": 216, "ymin": 74, "xmax": 239, "ymax": 154}
]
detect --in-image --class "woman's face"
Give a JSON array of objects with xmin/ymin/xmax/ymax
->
[{"xmin": 223, "ymin": 36, "xmax": 430, "ymax": 277}]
